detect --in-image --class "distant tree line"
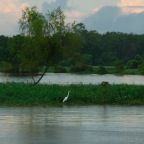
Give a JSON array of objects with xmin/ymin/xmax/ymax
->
[
  {"xmin": 0, "ymin": 11, "xmax": 144, "ymax": 79},
  {"xmin": 1, "ymin": 26, "xmax": 144, "ymax": 73},
  {"xmin": 80, "ymin": 26, "xmax": 144, "ymax": 66}
]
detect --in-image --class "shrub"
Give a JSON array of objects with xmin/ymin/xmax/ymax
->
[
  {"xmin": 54, "ymin": 65, "xmax": 66, "ymax": 73},
  {"xmin": 138, "ymin": 62, "xmax": 144, "ymax": 74},
  {"xmin": 96, "ymin": 66, "xmax": 107, "ymax": 74},
  {"xmin": 113, "ymin": 60, "xmax": 124, "ymax": 72},
  {"xmin": 70, "ymin": 64, "xmax": 93, "ymax": 73},
  {"xmin": 1, "ymin": 61, "xmax": 14, "ymax": 73},
  {"xmin": 126, "ymin": 60, "xmax": 138, "ymax": 69}
]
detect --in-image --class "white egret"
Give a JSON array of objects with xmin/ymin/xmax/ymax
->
[{"xmin": 63, "ymin": 91, "xmax": 70, "ymax": 102}]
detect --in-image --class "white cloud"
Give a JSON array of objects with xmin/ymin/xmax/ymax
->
[
  {"xmin": 64, "ymin": 11, "xmax": 83, "ymax": 18},
  {"xmin": 91, "ymin": 7, "xmax": 101, "ymax": 14},
  {"xmin": 64, "ymin": 10, "xmax": 84, "ymax": 22},
  {"xmin": 117, "ymin": 0, "xmax": 144, "ymax": 14},
  {"xmin": 0, "ymin": 0, "xmax": 28, "ymax": 16},
  {"xmin": 117, "ymin": 0, "xmax": 144, "ymax": 7}
]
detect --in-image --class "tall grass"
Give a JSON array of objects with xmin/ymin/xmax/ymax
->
[{"xmin": 0, "ymin": 82, "xmax": 144, "ymax": 105}]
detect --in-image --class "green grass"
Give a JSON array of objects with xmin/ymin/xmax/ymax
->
[
  {"xmin": 0, "ymin": 82, "xmax": 144, "ymax": 106},
  {"xmin": 123, "ymin": 69, "xmax": 140, "ymax": 75},
  {"xmin": 93, "ymin": 66, "xmax": 141, "ymax": 75}
]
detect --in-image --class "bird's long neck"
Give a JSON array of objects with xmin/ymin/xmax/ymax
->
[{"xmin": 67, "ymin": 91, "xmax": 70, "ymax": 97}]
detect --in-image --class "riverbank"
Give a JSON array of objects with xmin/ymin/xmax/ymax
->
[
  {"xmin": 47, "ymin": 66, "xmax": 140, "ymax": 75},
  {"xmin": 0, "ymin": 82, "xmax": 144, "ymax": 106}
]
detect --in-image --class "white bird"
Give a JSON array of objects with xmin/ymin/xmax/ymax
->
[{"xmin": 63, "ymin": 91, "xmax": 70, "ymax": 102}]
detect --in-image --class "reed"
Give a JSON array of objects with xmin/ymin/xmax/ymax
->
[{"xmin": 0, "ymin": 82, "xmax": 144, "ymax": 105}]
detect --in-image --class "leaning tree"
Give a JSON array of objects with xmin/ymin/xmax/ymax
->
[{"xmin": 17, "ymin": 6, "xmax": 83, "ymax": 84}]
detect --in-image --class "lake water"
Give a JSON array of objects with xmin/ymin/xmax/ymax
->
[
  {"xmin": 1, "ymin": 73, "xmax": 144, "ymax": 85},
  {"xmin": 0, "ymin": 106, "xmax": 144, "ymax": 144}
]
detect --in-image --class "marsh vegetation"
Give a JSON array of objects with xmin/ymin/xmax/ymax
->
[{"xmin": 0, "ymin": 82, "xmax": 144, "ymax": 106}]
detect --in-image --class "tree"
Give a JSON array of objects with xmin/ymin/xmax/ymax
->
[
  {"xmin": 0, "ymin": 35, "xmax": 10, "ymax": 63},
  {"xmin": 82, "ymin": 54, "xmax": 93, "ymax": 65},
  {"xmin": 138, "ymin": 62, "xmax": 144, "ymax": 74},
  {"xmin": 18, "ymin": 6, "xmax": 83, "ymax": 84},
  {"xmin": 96, "ymin": 66, "xmax": 107, "ymax": 74},
  {"xmin": 126, "ymin": 60, "xmax": 138, "ymax": 69},
  {"xmin": 126, "ymin": 54, "xmax": 143, "ymax": 69},
  {"xmin": 8, "ymin": 35, "xmax": 24, "ymax": 73},
  {"xmin": 113, "ymin": 59, "xmax": 124, "ymax": 73}
]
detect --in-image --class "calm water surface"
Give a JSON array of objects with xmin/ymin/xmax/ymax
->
[
  {"xmin": 1, "ymin": 73, "xmax": 144, "ymax": 85},
  {"xmin": 0, "ymin": 106, "xmax": 144, "ymax": 144}
]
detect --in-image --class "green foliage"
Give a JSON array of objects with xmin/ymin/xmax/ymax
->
[
  {"xmin": 7, "ymin": 35, "xmax": 25, "ymax": 73},
  {"xmin": 126, "ymin": 55, "xmax": 143, "ymax": 69},
  {"xmin": 54, "ymin": 65, "xmax": 66, "ymax": 73},
  {"xmin": 82, "ymin": 54, "xmax": 93, "ymax": 65},
  {"xmin": 59, "ymin": 58, "xmax": 76, "ymax": 66},
  {"xmin": 96, "ymin": 66, "xmax": 107, "ymax": 74},
  {"xmin": 1, "ymin": 19, "xmax": 144, "ymax": 76},
  {"xmin": 0, "ymin": 36, "xmax": 9, "ymax": 62},
  {"xmin": 0, "ymin": 83, "xmax": 144, "ymax": 105},
  {"xmin": 138, "ymin": 62, "xmax": 144, "ymax": 74},
  {"xmin": 81, "ymin": 31, "xmax": 144, "ymax": 66},
  {"xmin": 1, "ymin": 61, "xmax": 13, "ymax": 73},
  {"xmin": 123, "ymin": 69, "xmax": 139, "ymax": 75},
  {"xmin": 113, "ymin": 59, "xmax": 124, "ymax": 72},
  {"xmin": 70, "ymin": 64, "xmax": 93, "ymax": 73},
  {"xmin": 16, "ymin": 6, "xmax": 83, "ymax": 84},
  {"xmin": 126, "ymin": 60, "xmax": 138, "ymax": 69}
]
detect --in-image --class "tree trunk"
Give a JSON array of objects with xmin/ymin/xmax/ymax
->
[{"xmin": 32, "ymin": 66, "xmax": 49, "ymax": 85}]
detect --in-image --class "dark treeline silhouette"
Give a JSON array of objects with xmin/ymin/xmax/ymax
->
[
  {"xmin": 81, "ymin": 30, "xmax": 144, "ymax": 66},
  {"xmin": 0, "ymin": 35, "xmax": 9, "ymax": 62},
  {"xmin": 0, "ymin": 26, "xmax": 144, "ymax": 73}
]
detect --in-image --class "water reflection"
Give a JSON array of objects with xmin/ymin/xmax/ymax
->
[{"xmin": 0, "ymin": 106, "xmax": 144, "ymax": 144}]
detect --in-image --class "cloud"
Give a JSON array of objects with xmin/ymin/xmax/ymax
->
[
  {"xmin": 64, "ymin": 10, "xmax": 84, "ymax": 22},
  {"xmin": 42, "ymin": 0, "xmax": 84, "ymax": 23},
  {"xmin": 83, "ymin": 6, "xmax": 144, "ymax": 34},
  {"xmin": 0, "ymin": 0, "xmax": 28, "ymax": 36},
  {"xmin": 91, "ymin": 7, "xmax": 101, "ymax": 14},
  {"xmin": 112, "ymin": 13, "xmax": 144, "ymax": 34},
  {"xmin": 0, "ymin": 0, "xmax": 28, "ymax": 17},
  {"xmin": 64, "ymin": 11, "xmax": 83, "ymax": 18},
  {"xmin": 42, "ymin": 0, "xmax": 69, "ymax": 13},
  {"xmin": 83, "ymin": 6, "xmax": 121, "ymax": 32},
  {"xmin": 117, "ymin": 0, "xmax": 144, "ymax": 7},
  {"xmin": 117, "ymin": 0, "xmax": 144, "ymax": 14}
]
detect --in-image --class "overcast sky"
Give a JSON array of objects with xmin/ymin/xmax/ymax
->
[{"xmin": 1, "ymin": 0, "xmax": 144, "ymax": 36}]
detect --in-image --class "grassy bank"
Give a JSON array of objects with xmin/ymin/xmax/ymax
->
[
  {"xmin": 93, "ymin": 66, "xmax": 140, "ymax": 75},
  {"xmin": 0, "ymin": 82, "xmax": 144, "ymax": 106}
]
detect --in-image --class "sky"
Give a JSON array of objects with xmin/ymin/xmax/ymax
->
[{"xmin": 1, "ymin": 0, "xmax": 144, "ymax": 36}]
